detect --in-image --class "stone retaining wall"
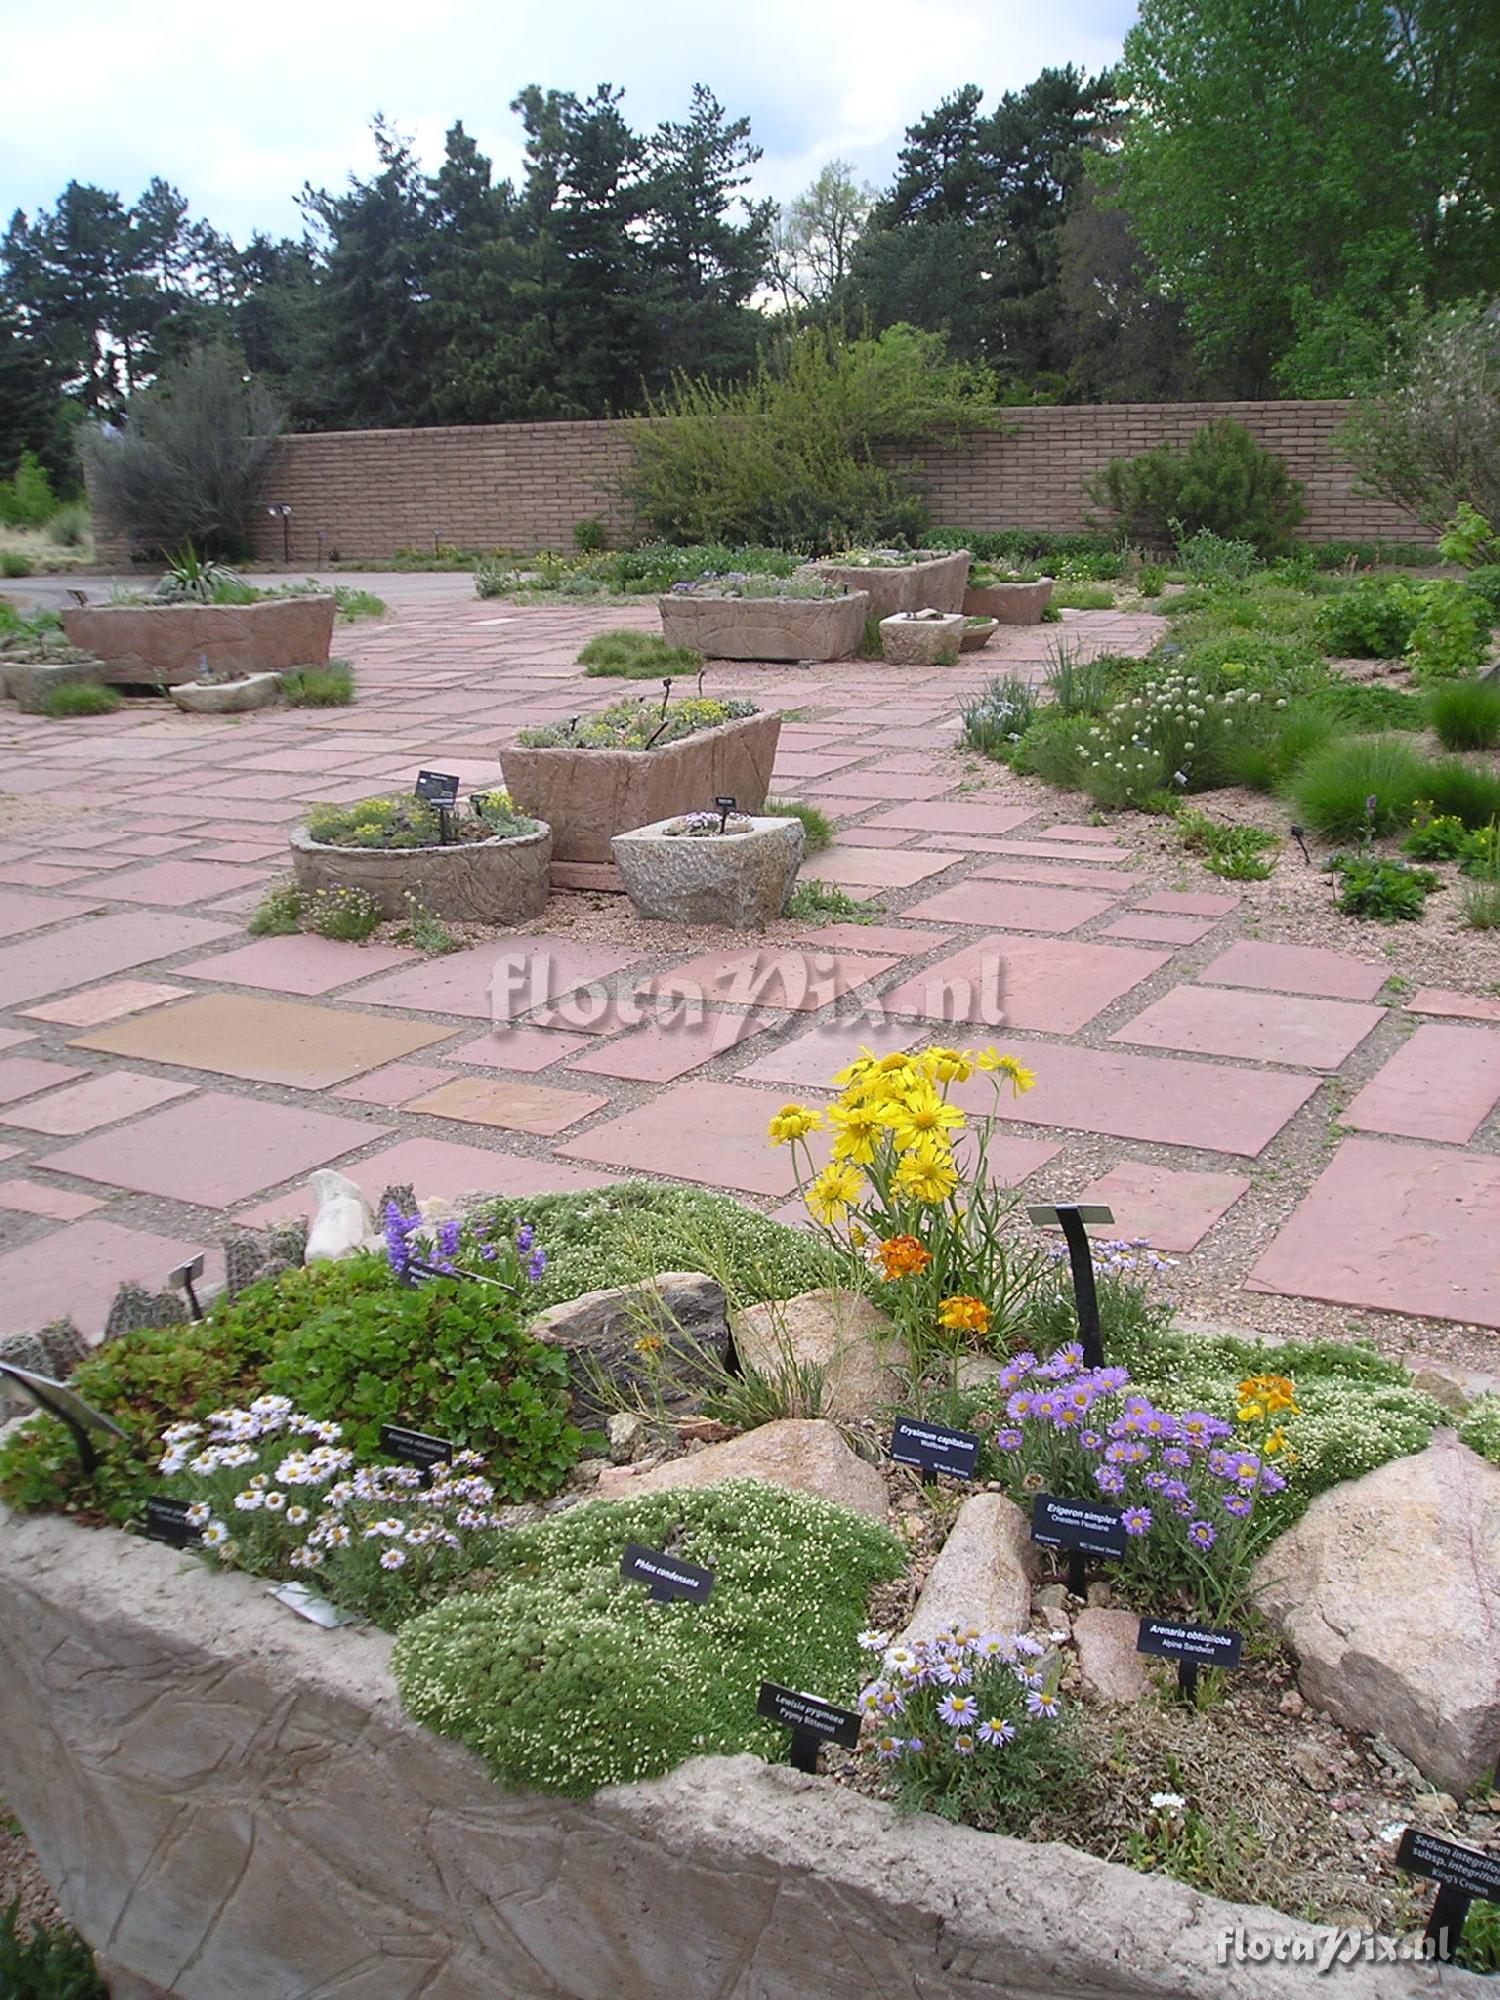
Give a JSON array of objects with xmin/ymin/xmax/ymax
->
[
  {"xmin": 0, "ymin": 1507, "xmax": 1472, "ymax": 2000},
  {"xmin": 89, "ymin": 404, "xmax": 1425, "ymax": 568}
]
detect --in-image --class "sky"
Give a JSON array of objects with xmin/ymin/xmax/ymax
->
[{"xmin": 0, "ymin": 0, "xmax": 1136, "ymax": 244}]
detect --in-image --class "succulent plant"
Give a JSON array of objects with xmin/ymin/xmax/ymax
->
[{"xmin": 102, "ymin": 1282, "xmax": 186, "ymax": 1344}]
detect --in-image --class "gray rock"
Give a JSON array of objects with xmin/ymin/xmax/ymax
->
[
  {"xmin": 814, "ymin": 551, "xmax": 970, "ymax": 619},
  {"xmin": 530, "ymin": 1271, "xmax": 730, "ymax": 1421},
  {"xmin": 592, "ymin": 1417, "xmax": 889, "ymax": 1518},
  {"xmin": 612, "ymin": 814, "xmax": 804, "ymax": 929},
  {"xmin": 900, "ymin": 1492, "xmax": 1034, "ymax": 1646},
  {"xmin": 607, "ymin": 1412, "xmax": 648, "ymax": 1464},
  {"xmin": 1410, "ymin": 1360, "xmax": 1500, "ymax": 1414},
  {"xmin": 1252, "ymin": 1433, "xmax": 1500, "ymax": 1794},
  {"xmin": 1072, "ymin": 1607, "xmax": 1152, "ymax": 1704},
  {"xmin": 729, "ymin": 1288, "xmax": 902, "ymax": 1421},
  {"xmin": 0, "ymin": 1507, "xmax": 1471, "ymax": 2000},
  {"xmin": 169, "ymin": 670, "xmax": 281, "ymax": 714},
  {"xmin": 7, "ymin": 657, "xmax": 110, "ymax": 712},
  {"xmin": 879, "ymin": 610, "xmax": 965, "ymax": 666}
]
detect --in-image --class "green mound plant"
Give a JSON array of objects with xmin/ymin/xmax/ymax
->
[
  {"xmin": 40, "ymin": 682, "xmax": 120, "ymax": 718},
  {"xmin": 0, "ymin": 1897, "xmax": 106, "ymax": 2000},
  {"xmin": 392, "ymin": 1480, "xmax": 905, "ymax": 1795},
  {"xmin": 1459, "ymin": 1395, "xmax": 1500, "ymax": 1465},
  {"xmin": 1329, "ymin": 853, "xmax": 1438, "ymax": 921},
  {"xmin": 763, "ymin": 797, "xmax": 832, "ymax": 854},
  {"xmin": 303, "ymin": 792, "xmax": 534, "ymax": 848},
  {"xmin": 1428, "ymin": 676, "xmax": 1500, "ymax": 751},
  {"xmin": 1087, "ymin": 418, "xmax": 1305, "ymax": 557},
  {"xmin": 517, "ymin": 695, "xmax": 758, "ymax": 750},
  {"xmin": 1312, "ymin": 579, "xmax": 1418, "ymax": 658},
  {"xmin": 577, "ymin": 630, "xmax": 705, "ymax": 678},
  {"xmin": 281, "ymin": 661, "xmax": 354, "ymax": 706}
]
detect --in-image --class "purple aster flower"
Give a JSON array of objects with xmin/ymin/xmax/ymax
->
[
  {"xmin": 1031, "ymin": 1392, "xmax": 1059, "ymax": 1421},
  {"xmin": 874, "ymin": 1734, "xmax": 905, "ymax": 1761},
  {"xmin": 480, "ymin": 1244, "xmax": 498, "ymax": 1260},
  {"xmin": 952, "ymin": 1731, "xmax": 976, "ymax": 1756},
  {"xmin": 515, "ymin": 1223, "xmax": 534, "ymax": 1254},
  {"xmin": 1097, "ymin": 1368, "xmax": 1130, "ymax": 1393},
  {"xmin": 1260, "ymin": 1465, "xmax": 1287, "ymax": 1493},
  {"xmin": 1025, "ymin": 1689, "xmax": 1061, "ymax": 1719},
  {"xmin": 1222, "ymin": 1491, "xmax": 1254, "ymax": 1518},
  {"xmin": 1173, "ymin": 1496, "xmax": 1195, "ymax": 1519},
  {"xmin": 936, "ymin": 1692, "xmax": 978, "ymax": 1728},
  {"xmin": 977, "ymin": 1715, "xmax": 1015, "ymax": 1747},
  {"xmin": 905, "ymin": 1736, "xmax": 924, "ymax": 1754},
  {"xmin": 994, "ymin": 1427, "xmax": 1023, "ymax": 1451},
  {"xmin": 526, "ymin": 1246, "xmax": 548, "ymax": 1281},
  {"xmin": 1006, "ymin": 1390, "xmax": 1035, "ymax": 1421},
  {"xmin": 1079, "ymin": 1429, "xmax": 1103, "ymax": 1453},
  {"xmin": 1144, "ymin": 1469, "xmax": 1168, "ymax": 1492},
  {"xmin": 1161, "ymin": 1447, "xmax": 1191, "ymax": 1469},
  {"xmin": 1187, "ymin": 1519, "xmax": 1217, "ymax": 1550},
  {"xmin": 1161, "ymin": 1478, "xmax": 1190, "ymax": 1503},
  {"xmin": 1094, "ymin": 1465, "xmax": 1127, "ymax": 1495},
  {"xmin": 1122, "ymin": 1505, "xmax": 1153, "ymax": 1536}
]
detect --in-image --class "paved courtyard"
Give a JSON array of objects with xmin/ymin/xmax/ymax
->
[{"xmin": 0, "ymin": 577, "xmax": 1497, "ymax": 1356}]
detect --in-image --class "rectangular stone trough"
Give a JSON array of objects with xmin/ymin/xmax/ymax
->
[
  {"xmin": 0, "ymin": 1506, "xmax": 1453, "ymax": 2000},
  {"xmin": 60, "ymin": 596, "xmax": 336, "ymax": 686}
]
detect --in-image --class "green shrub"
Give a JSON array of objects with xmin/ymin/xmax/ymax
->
[
  {"xmin": 1221, "ymin": 708, "xmax": 1338, "ymax": 793},
  {"xmin": 0, "ymin": 1897, "xmax": 106, "ymax": 2000},
  {"xmin": 392, "ymin": 1480, "xmax": 905, "ymax": 1795},
  {"xmin": 1290, "ymin": 734, "xmax": 1430, "ymax": 838},
  {"xmin": 1171, "ymin": 523, "xmax": 1260, "ymax": 583},
  {"xmin": 47, "ymin": 501, "xmax": 90, "ymax": 548},
  {"xmin": 1175, "ymin": 810, "xmax": 1279, "ymax": 880},
  {"xmin": 1402, "ymin": 808, "xmax": 1472, "ymax": 860},
  {"xmin": 0, "ymin": 450, "xmax": 58, "ymax": 529},
  {"xmin": 1044, "ymin": 643, "xmax": 1124, "ymax": 717},
  {"xmin": 763, "ymin": 797, "xmax": 832, "ymax": 854},
  {"xmin": 1428, "ymin": 676, "xmax": 1500, "ymax": 750},
  {"xmin": 1137, "ymin": 562, "xmax": 1166, "ymax": 597},
  {"xmin": 1312, "ymin": 579, "xmax": 1417, "ymax": 658},
  {"xmin": 517, "ymin": 695, "xmax": 758, "ymax": 750},
  {"xmin": 960, "ymin": 672, "xmax": 1038, "ymax": 759},
  {"xmin": 1424, "ymin": 756, "xmax": 1500, "ymax": 828},
  {"xmin": 0, "ymin": 549, "xmax": 33, "ymax": 578},
  {"xmin": 264, "ymin": 1273, "xmax": 581, "ymax": 1489},
  {"xmin": 460, "ymin": 1183, "xmax": 838, "ymax": 1315},
  {"xmin": 573, "ymin": 515, "xmax": 609, "ymax": 553},
  {"xmin": 303, "ymin": 792, "xmax": 534, "ymax": 849},
  {"xmin": 928, "ymin": 527, "xmax": 1127, "ymax": 577},
  {"xmin": 1330, "ymin": 853, "xmax": 1438, "ymax": 921},
  {"xmin": 1405, "ymin": 579, "xmax": 1492, "ymax": 682},
  {"xmin": 597, "ymin": 543, "xmax": 800, "ymax": 594},
  {"xmin": 1010, "ymin": 708, "xmax": 1093, "ymax": 787},
  {"xmin": 1464, "ymin": 563, "xmax": 1500, "ymax": 615},
  {"xmin": 1307, "ymin": 681, "xmax": 1426, "ymax": 732},
  {"xmin": 629, "ymin": 325, "xmax": 998, "ymax": 553},
  {"xmin": 1307, "ymin": 540, "xmax": 1436, "ymax": 569},
  {"xmin": 577, "ymin": 630, "xmax": 704, "ymax": 679},
  {"xmin": 282, "ymin": 661, "xmax": 354, "ymax": 706},
  {"xmin": 1087, "ymin": 418, "xmax": 1305, "ymax": 557},
  {"xmin": 300, "ymin": 885, "xmax": 382, "ymax": 942},
  {"xmin": 247, "ymin": 878, "xmax": 305, "ymax": 936},
  {"xmin": 1460, "ymin": 1395, "xmax": 1500, "ymax": 1465},
  {"xmin": 40, "ymin": 682, "xmax": 120, "ymax": 718}
]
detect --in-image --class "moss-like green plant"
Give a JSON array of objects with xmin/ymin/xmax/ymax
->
[
  {"xmin": 577, "ymin": 630, "xmax": 705, "ymax": 678},
  {"xmin": 40, "ymin": 682, "xmax": 120, "ymax": 718},
  {"xmin": 1458, "ymin": 1394, "xmax": 1500, "ymax": 1465},
  {"xmin": 517, "ymin": 695, "xmax": 758, "ymax": 750},
  {"xmin": 282, "ymin": 661, "xmax": 354, "ymax": 706},
  {"xmin": 393, "ymin": 1480, "xmax": 905, "ymax": 1794},
  {"xmin": 304, "ymin": 791, "xmax": 535, "ymax": 849}
]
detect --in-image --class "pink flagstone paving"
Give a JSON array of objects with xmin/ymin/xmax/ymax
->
[
  {"xmin": 0, "ymin": 912, "xmax": 236, "ymax": 1007},
  {"xmin": 903, "ymin": 881, "xmax": 1120, "ymax": 934},
  {"xmin": 40, "ymin": 1093, "xmax": 387, "ymax": 1207},
  {"xmin": 882, "ymin": 935, "xmax": 1168, "ymax": 1035},
  {"xmin": 1198, "ymin": 939, "xmax": 1388, "ymax": 1002},
  {"xmin": 1099, "ymin": 913, "xmax": 1217, "ymax": 946},
  {"xmin": 1064, "ymin": 1160, "xmax": 1252, "ymax": 1254},
  {"xmin": 0, "ymin": 1057, "xmax": 86, "ymax": 1106},
  {"xmin": 177, "ymin": 935, "xmax": 416, "ymax": 995},
  {"xmin": 0, "ymin": 1219, "xmax": 226, "ymax": 1337},
  {"xmin": 558, "ymin": 1080, "xmax": 806, "ymax": 1197},
  {"xmin": 642, "ymin": 946, "xmax": 902, "ymax": 1013},
  {"xmin": 20, "ymin": 980, "xmax": 191, "ymax": 1027},
  {"xmin": 971, "ymin": 859, "xmax": 1142, "ymax": 893},
  {"xmin": 0, "ymin": 1177, "xmax": 107, "ymax": 1220},
  {"xmin": 1246, "ymin": 1138, "xmax": 1500, "ymax": 1328},
  {"xmin": 443, "ymin": 1027, "xmax": 594, "ymax": 1072},
  {"xmin": 359, "ymin": 940, "xmax": 643, "ymax": 1023},
  {"xmin": 1407, "ymin": 988, "xmax": 1500, "ymax": 1024},
  {"xmin": 798, "ymin": 847, "xmax": 968, "ymax": 891},
  {"xmin": 1, "ymin": 1071, "xmax": 198, "ymax": 1136},
  {"xmin": 1110, "ymin": 986, "xmax": 1385, "ymax": 1072},
  {"xmin": 565, "ymin": 1009, "xmax": 773, "ymax": 1083},
  {"xmin": 0, "ymin": 890, "xmax": 91, "ymax": 940},
  {"xmin": 402, "ymin": 1076, "xmax": 609, "ymax": 1137},
  {"xmin": 1341, "ymin": 1023, "xmax": 1500, "ymax": 1145}
]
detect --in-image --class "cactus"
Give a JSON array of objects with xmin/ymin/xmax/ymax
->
[
  {"xmin": 221, "ymin": 1228, "xmax": 269, "ymax": 1299},
  {"xmin": 0, "ymin": 1331, "xmax": 53, "ymax": 1422},
  {"xmin": 37, "ymin": 1316, "xmax": 87, "ymax": 1376},
  {"xmin": 266, "ymin": 1216, "xmax": 309, "ymax": 1266},
  {"xmin": 102, "ymin": 1282, "xmax": 186, "ymax": 1344},
  {"xmin": 377, "ymin": 1184, "xmax": 417, "ymax": 1227}
]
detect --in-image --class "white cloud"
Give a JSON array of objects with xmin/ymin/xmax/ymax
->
[{"xmin": 0, "ymin": 0, "xmax": 1135, "ymax": 240}]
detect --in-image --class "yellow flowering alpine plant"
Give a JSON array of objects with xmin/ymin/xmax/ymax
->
[{"xmin": 768, "ymin": 1045, "xmax": 1043, "ymax": 1385}]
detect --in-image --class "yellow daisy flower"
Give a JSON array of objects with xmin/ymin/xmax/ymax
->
[
  {"xmin": 892, "ymin": 1141, "xmax": 959, "ymax": 1205},
  {"xmin": 828, "ymin": 1100, "xmax": 884, "ymax": 1165},
  {"xmin": 920, "ymin": 1046, "xmax": 974, "ymax": 1084},
  {"xmin": 882, "ymin": 1084, "xmax": 966, "ymax": 1149},
  {"xmin": 982, "ymin": 1052, "xmax": 1037, "ymax": 1094},
  {"xmin": 805, "ymin": 1160, "xmax": 866, "ymax": 1225},
  {"xmin": 768, "ymin": 1103, "xmax": 824, "ymax": 1145}
]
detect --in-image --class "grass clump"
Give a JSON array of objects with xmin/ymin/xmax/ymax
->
[
  {"xmin": 39, "ymin": 682, "xmax": 120, "ymax": 718},
  {"xmin": 960, "ymin": 672, "xmax": 1038, "ymax": 760},
  {"xmin": 1289, "ymin": 734, "xmax": 1431, "ymax": 838},
  {"xmin": 1429, "ymin": 676, "xmax": 1500, "ymax": 751},
  {"xmin": 1049, "ymin": 583, "xmax": 1114, "ymax": 611},
  {"xmin": 247, "ymin": 878, "xmax": 305, "ymax": 936},
  {"xmin": 577, "ymin": 630, "xmax": 705, "ymax": 679},
  {"xmin": 764, "ymin": 797, "xmax": 832, "ymax": 854},
  {"xmin": 282, "ymin": 661, "xmax": 354, "ymax": 706},
  {"xmin": 392, "ymin": 1480, "xmax": 905, "ymax": 1795},
  {"xmin": 0, "ymin": 1898, "xmax": 107, "ymax": 1999},
  {"xmin": 332, "ymin": 586, "xmax": 387, "ymax": 620},
  {"xmin": 785, "ymin": 879, "xmax": 879, "ymax": 924}
]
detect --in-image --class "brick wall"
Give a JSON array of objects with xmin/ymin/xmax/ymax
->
[{"xmin": 91, "ymin": 402, "xmax": 1426, "ymax": 568}]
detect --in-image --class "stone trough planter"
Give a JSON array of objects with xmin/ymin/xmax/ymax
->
[
  {"xmin": 612, "ymin": 813, "xmax": 804, "ymax": 927},
  {"xmin": 289, "ymin": 820, "xmax": 552, "ymax": 924},
  {"xmin": 658, "ymin": 590, "xmax": 868, "ymax": 663},
  {"xmin": 60, "ymin": 594, "xmax": 336, "ymax": 687},
  {"xmin": 960, "ymin": 615, "xmax": 999, "ymax": 652},
  {"xmin": 812, "ymin": 550, "xmax": 971, "ymax": 619},
  {"xmin": 879, "ymin": 610, "xmax": 965, "ymax": 666},
  {"xmin": 502, "ymin": 713, "xmax": 781, "ymax": 865},
  {"xmin": 0, "ymin": 1508, "xmax": 1455, "ymax": 2000},
  {"xmin": 169, "ymin": 671, "xmax": 282, "ymax": 715},
  {"xmin": 963, "ymin": 577, "xmax": 1054, "ymax": 625}
]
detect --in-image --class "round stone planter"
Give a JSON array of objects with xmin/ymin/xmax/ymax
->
[
  {"xmin": 879, "ymin": 611, "xmax": 965, "ymax": 667},
  {"xmin": 658, "ymin": 590, "xmax": 868, "ymax": 663},
  {"xmin": 0, "ymin": 1509, "xmax": 1434, "ymax": 2000},
  {"xmin": 963, "ymin": 578, "xmax": 1054, "ymax": 625},
  {"xmin": 169, "ymin": 672, "xmax": 282, "ymax": 715},
  {"xmin": 289, "ymin": 821, "xmax": 552, "ymax": 924},
  {"xmin": 60, "ymin": 594, "xmax": 336, "ymax": 686},
  {"xmin": 611, "ymin": 814, "xmax": 805, "ymax": 928},
  {"xmin": 501, "ymin": 712, "xmax": 782, "ymax": 865},
  {"xmin": 812, "ymin": 550, "xmax": 971, "ymax": 619},
  {"xmin": 959, "ymin": 617, "xmax": 999, "ymax": 653}
]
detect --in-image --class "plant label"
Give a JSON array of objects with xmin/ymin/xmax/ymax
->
[
  {"xmin": 0, "ymin": 1364, "xmax": 126, "ymax": 1440},
  {"xmin": 415, "ymin": 769, "xmax": 460, "ymax": 809},
  {"xmin": 266, "ymin": 1581, "xmax": 356, "ymax": 1629},
  {"xmin": 889, "ymin": 1415, "xmax": 981, "ymax": 1482},
  {"xmin": 144, "ymin": 1495, "xmax": 200, "ymax": 1548},
  {"xmin": 757, "ymin": 1681, "xmax": 861, "ymax": 1771},
  {"xmin": 379, "ymin": 1423, "xmax": 454, "ymax": 1471},
  {"xmin": 1136, "ymin": 1619, "xmax": 1243, "ymax": 1671},
  {"xmin": 1396, "ymin": 1829, "xmax": 1500, "ymax": 1904},
  {"xmin": 1030, "ymin": 1493, "xmax": 1128, "ymax": 1560},
  {"xmin": 620, "ymin": 1542, "xmax": 715, "ymax": 1604},
  {"xmin": 713, "ymin": 796, "xmax": 738, "ymax": 813}
]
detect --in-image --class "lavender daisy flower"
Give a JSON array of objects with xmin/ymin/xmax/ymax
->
[
  {"xmin": 994, "ymin": 1426, "xmax": 1024, "ymax": 1451},
  {"xmin": 977, "ymin": 1715, "xmax": 1016, "ymax": 1746},
  {"xmin": 936, "ymin": 1692, "xmax": 979, "ymax": 1728},
  {"xmin": 1222, "ymin": 1491, "xmax": 1254, "ymax": 1518},
  {"xmin": 1122, "ymin": 1505, "xmax": 1152, "ymax": 1536},
  {"xmin": 1025, "ymin": 1689, "xmax": 1061, "ymax": 1719},
  {"xmin": 874, "ymin": 1734, "xmax": 905, "ymax": 1761},
  {"xmin": 1079, "ymin": 1429, "xmax": 1104, "ymax": 1453},
  {"xmin": 1187, "ymin": 1519, "xmax": 1217, "ymax": 1550},
  {"xmin": 1094, "ymin": 1465, "xmax": 1126, "ymax": 1495},
  {"xmin": 952, "ymin": 1731, "xmax": 976, "ymax": 1756}
]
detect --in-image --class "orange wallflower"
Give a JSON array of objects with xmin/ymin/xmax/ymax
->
[{"xmin": 876, "ymin": 1234, "xmax": 932, "ymax": 1280}]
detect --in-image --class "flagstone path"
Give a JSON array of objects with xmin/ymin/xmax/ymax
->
[{"xmin": 0, "ymin": 577, "xmax": 1497, "ymax": 1356}]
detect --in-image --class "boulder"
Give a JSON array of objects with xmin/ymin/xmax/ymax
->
[
  {"xmin": 305, "ymin": 1169, "xmax": 376, "ymax": 1263},
  {"xmin": 529, "ymin": 1271, "xmax": 730, "ymax": 1420},
  {"xmin": 730, "ymin": 1288, "xmax": 903, "ymax": 1422},
  {"xmin": 593, "ymin": 1416, "xmax": 888, "ymax": 1518},
  {"xmin": 1250, "ymin": 1433, "xmax": 1500, "ymax": 1793},
  {"xmin": 879, "ymin": 611, "xmax": 964, "ymax": 667},
  {"xmin": 612, "ymin": 814, "xmax": 804, "ymax": 929},
  {"xmin": 290, "ymin": 821, "xmax": 552, "ymax": 925},
  {"xmin": 1072, "ymin": 1607, "xmax": 1152, "ymax": 1704},
  {"xmin": 169, "ymin": 671, "xmax": 281, "ymax": 714},
  {"xmin": 900, "ymin": 1493, "xmax": 1034, "ymax": 1646}
]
